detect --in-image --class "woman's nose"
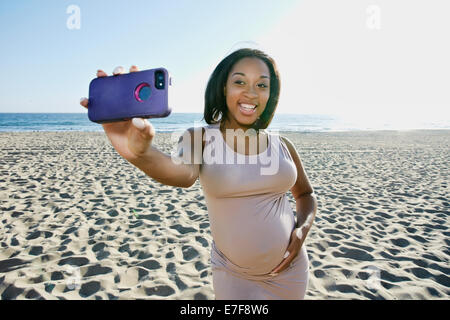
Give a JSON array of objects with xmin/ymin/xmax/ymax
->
[{"xmin": 244, "ymin": 86, "xmax": 258, "ymax": 98}]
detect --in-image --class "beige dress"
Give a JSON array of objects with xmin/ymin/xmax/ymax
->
[{"xmin": 197, "ymin": 122, "xmax": 309, "ymax": 300}]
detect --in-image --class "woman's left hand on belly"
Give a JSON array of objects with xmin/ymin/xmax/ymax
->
[{"xmin": 269, "ymin": 225, "xmax": 307, "ymax": 275}]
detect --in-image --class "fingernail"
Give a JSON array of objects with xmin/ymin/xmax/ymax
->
[
  {"xmin": 269, "ymin": 272, "xmax": 278, "ymax": 277},
  {"xmin": 80, "ymin": 97, "xmax": 87, "ymax": 103},
  {"xmin": 283, "ymin": 251, "xmax": 290, "ymax": 259},
  {"xmin": 132, "ymin": 118, "xmax": 145, "ymax": 130},
  {"xmin": 113, "ymin": 66, "xmax": 124, "ymax": 74}
]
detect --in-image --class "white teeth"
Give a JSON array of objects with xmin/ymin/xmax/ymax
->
[{"xmin": 240, "ymin": 103, "xmax": 256, "ymax": 110}]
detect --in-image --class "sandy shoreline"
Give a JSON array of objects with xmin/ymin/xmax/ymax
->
[{"xmin": 0, "ymin": 129, "xmax": 449, "ymax": 299}]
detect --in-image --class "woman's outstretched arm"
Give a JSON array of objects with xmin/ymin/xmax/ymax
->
[
  {"xmin": 129, "ymin": 127, "xmax": 204, "ymax": 188},
  {"xmin": 81, "ymin": 66, "xmax": 204, "ymax": 189}
]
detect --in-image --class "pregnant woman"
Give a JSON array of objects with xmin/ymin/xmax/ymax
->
[{"xmin": 80, "ymin": 48, "xmax": 317, "ymax": 300}]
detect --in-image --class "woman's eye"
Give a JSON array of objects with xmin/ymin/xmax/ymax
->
[{"xmin": 233, "ymin": 81, "xmax": 268, "ymax": 88}]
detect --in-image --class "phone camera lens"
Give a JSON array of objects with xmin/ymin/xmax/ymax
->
[
  {"xmin": 155, "ymin": 71, "xmax": 165, "ymax": 89},
  {"xmin": 134, "ymin": 83, "xmax": 151, "ymax": 102}
]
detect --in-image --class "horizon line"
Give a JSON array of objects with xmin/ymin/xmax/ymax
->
[{"xmin": 0, "ymin": 112, "xmax": 341, "ymax": 116}]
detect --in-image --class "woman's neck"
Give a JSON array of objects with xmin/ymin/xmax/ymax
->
[
  {"xmin": 219, "ymin": 118, "xmax": 267, "ymax": 155},
  {"xmin": 219, "ymin": 118, "xmax": 259, "ymax": 136}
]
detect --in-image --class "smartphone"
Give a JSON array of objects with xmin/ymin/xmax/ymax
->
[{"xmin": 87, "ymin": 67, "xmax": 172, "ymax": 123}]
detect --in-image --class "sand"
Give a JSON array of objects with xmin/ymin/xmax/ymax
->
[{"xmin": 0, "ymin": 129, "xmax": 448, "ymax": 300}]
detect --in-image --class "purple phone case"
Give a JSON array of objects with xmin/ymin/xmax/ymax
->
[{"xmin": 88, "ymin": 68, "xmax": 172, "ymax": 123}]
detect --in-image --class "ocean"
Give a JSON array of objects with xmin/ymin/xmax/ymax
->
[{"xmin": 0, "ymin": 113, "xmax": 448, "ymax": 133}]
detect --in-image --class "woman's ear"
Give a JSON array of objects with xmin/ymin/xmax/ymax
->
[{"xmin": 223, "ymin": 86, "xmax": 226, "ymax": 96}]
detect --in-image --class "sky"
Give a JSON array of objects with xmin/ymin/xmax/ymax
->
[{"xmin": 0, "ymin": 0, "xmax": 449, "ymax": 125}]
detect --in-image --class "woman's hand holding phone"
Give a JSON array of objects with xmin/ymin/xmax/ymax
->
[{"xmin": 80, "ymin": 65, "xmax": 155, "ymax": 162}]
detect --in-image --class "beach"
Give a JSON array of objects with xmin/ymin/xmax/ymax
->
[{"xmin": 0, "ymin": 129, "xmax": 448, "ymax": 300}]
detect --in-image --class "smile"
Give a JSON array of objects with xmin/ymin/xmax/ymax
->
[{"xmin": 239, "ymin": 103, "xmax": 257, "ymax": 115}]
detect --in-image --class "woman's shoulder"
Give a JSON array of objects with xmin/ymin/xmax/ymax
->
[
  {"xmin": 264, "ymin": 130, "xmax": 289, "ymax": 145},
  {"xmin": 278, "ymin": 135, "xmax": 292, "ymax": 146},
  {"xmin": 277, "ymin": 135, "xmax": 301, "ymax": 162}
]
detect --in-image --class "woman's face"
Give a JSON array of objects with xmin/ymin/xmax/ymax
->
[{"xmin": 223, "ymin": 57, "xmax": 271, "ymax": 130}]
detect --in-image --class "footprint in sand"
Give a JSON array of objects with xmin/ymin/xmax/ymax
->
[
  {"xmin": 145, "ymin": 285, "xmax": 175, "ymax": 297},
  {"xmin": 390, "ymin": 238, "xmax": 410, "ymax": 248},
  {"xmin": 138, "ymin": 259, "xmax": 161, "ymax": 270},
  {"xmin": 79, "ymin": 281, "xmax": 101, "ymax": 298},
  {"xmin": 194, "ymin": 292, "xmax": 208, "ymax": 300},
  {"xmin": 170, "ymin": 224, "xmax": 197, "ymax": 234},
  {"xmin": 83, "ymin": 264, "xmax": 113, "ymax": 277},
  {"xmin": 0, "ymin": 258, "xmax": 29, "ymax": 272},
  {"xmin": 57, "ymin": 257, "xmax": 90, "ymax": 267},
  {"xmin": 182, "ymin": 245, "xmax": 199, "ymax": 261},
  {"xmin": 195, "ymin": 236, "xmax": 209, "ymax": 247},
  {"xmin": 29, "ymin": 246, "xmax": 43, "ymax": 256},
  {"xmin": 332, "ymin": 247, "xmax": 374, "ymax": 262},
  {"xmin": 1, "ymin": 284, "xmax": 25, "ymax": 299},
  {"xmin": 136, "ymin": 214, "xmax": 161, "ymax": 222},
  {"xmin": 173, "ymin": 275, "xmax": 188, "ymax": 290}
]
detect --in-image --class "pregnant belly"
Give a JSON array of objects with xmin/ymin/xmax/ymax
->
[{"xmin": 212, "ymin": 206, "xmax": 295, "ymax": 275}]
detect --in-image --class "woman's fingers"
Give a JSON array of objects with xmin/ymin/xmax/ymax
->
[
  {"xmin": 82, "ymin": 65, "xmax": 138, "ymax": 109},
  {"xmin": 114, "ymin": 65, "xmax": 139, "ymax": 74},
  {"xmin": 270, "ymin": 257, "xmax": 289, "ymax": 275},
  {"xmin": 97, "ymin": 69, "xmax": 108, "ymax": 77},
  {"xmin": 132, "ymin": 118, "xmax": 146, "ymax": 130},
  {"xmin": 113, "ymin": 66, "xmax": 126, "ymax": 76},
  {"xmin": 132, "ymin": 118, "xmax": 155, "ymax": 137},
  {"xmin": 99, "ymin": 65, "xmax": 138, "ymax": 77},
  {"xmin": 128, "ymin": 118, "xmax": 155, "ymax": 156},
  {"xmin": 80, "ymin": 97, "xmax": 88, "ymax": 108},
  {"xmin": 271, "ymin": 255, "xmax": 292, "ymax": 274},
  {"xmin": 270, "ymin": 229, "xmax": 302, "ymax": 275}
]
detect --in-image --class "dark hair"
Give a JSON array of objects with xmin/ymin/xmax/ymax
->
[{"xmin": 203, "ymin": 48, "xmax": 281, "ymax": 130}]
